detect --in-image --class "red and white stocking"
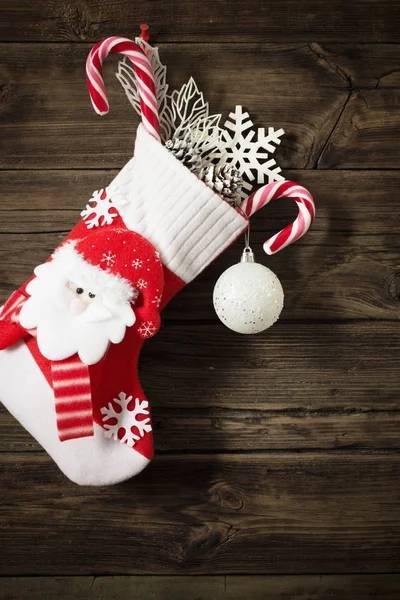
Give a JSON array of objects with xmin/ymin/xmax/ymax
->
[{"xmin": 0, "ymin": 37, "xmax": 314, "ymax": 486}]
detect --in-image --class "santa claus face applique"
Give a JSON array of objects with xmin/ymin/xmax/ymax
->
[{"xmin": 19, "ymin": 228, "xmax": 164, "ymax": 365}]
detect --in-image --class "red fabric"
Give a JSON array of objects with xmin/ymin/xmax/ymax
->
[
  {"xmin": 0, "ymin": 211, "xmax": 185, "ymax": 460},
  {"xmin": 90, "ymin": 267, "xmax": 184, "ymax": 459},
  {"xmin": 51, "ymin": 358, "xmax": 94, "ymax": 442},
  {"xmin": 0, "ymin": 290, "xmax": 29, "ymax": 349},
  {"xmin": 72, "ymin": 227, "xmax": 165, "ymax": 339}
]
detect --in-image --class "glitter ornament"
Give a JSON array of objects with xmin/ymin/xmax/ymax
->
[{"xmin": 213, "ymin": 247, "xmax": 284, "ymax": 334}]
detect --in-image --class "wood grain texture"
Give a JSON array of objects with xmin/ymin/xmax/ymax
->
[
  {"xmin": 0, "ymin": 2, "xmax": 400, "ymax": 591},
  {"xmin": 2, "ymin": 574, "xmax": 400, "ymax": 600},
  {"xmin": 1, "ymin": 321, "xmax": 399, "ymax": 451},
  {"xmin": 1, "ymin": 43, "xmax": 400, "ymax": 171},
  {"xmin": 318, "ymin": 89, "xmax": 400, "ymax": 169},
  {"xmin": 309, "ymin": 44, "xmax": 400, "ymax": 89},
  {"xmin": 0, "ymin": 170, "xmax": 399, "ymax": 321},
  {"xmin": 0, "ymin": 1, "xmax": 399, "ymax": 43},
  {"xmin": 2, "ymin": 405, "xmax": 400, "ymax": 453},
  {"xmin": 1, "ymin": 452, "xmax": 400, "ymax": 575},
  {"xmin": 0, "ymin": 42, "xmax": 349, "ymax": 170},
  {"xmin": 113, "ymin": 322, "xmax": 400, "ymax": 411}
]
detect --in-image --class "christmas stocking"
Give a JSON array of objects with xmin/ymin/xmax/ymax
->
[{"xmin": 0, "ymin": 36, "xmax": 314, "ymax": 486}]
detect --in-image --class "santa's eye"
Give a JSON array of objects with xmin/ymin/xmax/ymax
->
[
  {"xmin": 88, "ymin": 292, "xmax": 96, "ymax": 299},
  {"xmin": 76, "ymin": 287, "xmax": 84, "ymax": 295}
]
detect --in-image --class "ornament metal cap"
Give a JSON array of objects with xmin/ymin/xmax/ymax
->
[{"xmin": 240, "ymin": 246, "xmax": 255, "ymax": 263}]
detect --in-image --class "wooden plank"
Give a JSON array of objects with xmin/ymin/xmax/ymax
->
[
  {"xmin": 305, "ymin": 45, "xmax": 400, "ymax": 168},
  {"xmin": 117, "ymin": 322, "xmax": 400, "ymax": 411},
  {"xmin": 104, "ymin": 321, "xmax": 400, "ymax": 405},
  {"xmin": 1, "ymin": 43, "xmax": 400, "ymax": 168},
  {"xmin": 310, "ymin": 44, "xmax": 400, "ymax": 89},
  {"xmin": 0, "ymin": 170, "xmax": 399, "ymax": 322},
  {"xmin": 1, "ymin": 453, "xmax": 400, "ymax": 574},
  {"xmin": 0, "ymin": 42, "xmax": 348, "ymax": 170},
  {"xmin": 0, "ymin": 321, "xmax": 399, "ymax": 453},
  {"xmin": 0, "ymin": 1, "xmax": 399, "ymax": 43},
  {"xmin": 1, "ymin": 574, "xmax": 400, "ymax": 600},
  {"xmin": 2, "ymin": 404, "xmax": 400, "ymax": 453},
  {"xmin": 318, "ymin": 89, "xmax": 400, "ymax": 169}
]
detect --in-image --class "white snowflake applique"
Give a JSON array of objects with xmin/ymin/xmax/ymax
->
[
  {"xmin": 210, "ymin": 105, "xmax": 285, "ymax": 199},
  {"xmin": 101, "ymin": 251, "xmax": 116, "ymax": 267},
  {"xmin": 137, "ymin": 278, "xmax": 147, "ymax": 290},
  {"xmin": 132, "ymin": 258, "xmax": 143, "ymax": 269},
  {"xmin": 81, "ymin": 188, "xmax": 119, "ymax": 229},
  {"xmin": 101, "ymin": 392, "xmax": 152, "ymax": 448},
  {"xmin": 138, "ymin": 321, "xmax": 157, "ymax": 338}
]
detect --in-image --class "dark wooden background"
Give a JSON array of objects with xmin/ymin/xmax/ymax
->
[{"xmin": 1, "ymin": 1, "xmax": 400, "ymax": 599}]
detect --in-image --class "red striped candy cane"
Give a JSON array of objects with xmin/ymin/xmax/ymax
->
[
  {"xmin": 86, "ymin": 36, "xmax": 161, "ymax": 142},
  {"xmin": 240, "ymin": 180, "xmax": 315, "ymax": 255}
]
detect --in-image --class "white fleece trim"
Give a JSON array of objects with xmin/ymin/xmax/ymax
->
[
  {"xmin": 52, "ymin": 241, "xmax": 137, "ymax": 303},
  {"xmin": 0, "ymin": 342, "xmax": 149, "ymax": 486},
  {"xmin": 108, "ymin": 125, "xmax": 248, "ymax": 283}
]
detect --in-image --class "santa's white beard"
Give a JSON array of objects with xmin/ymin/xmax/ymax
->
[{"xmin": 19, "ymin": 247, "xmax": 136, "ymax": 365}]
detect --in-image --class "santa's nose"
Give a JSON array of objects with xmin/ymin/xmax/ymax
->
[{"xmin": 69, "ymin": 297, "xmax": 87, "ymax": 316}]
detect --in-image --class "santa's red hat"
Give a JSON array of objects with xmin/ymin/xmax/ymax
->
[{"xmin": 60, "ymin": 228, "xmax": 164, "ymax": 338}]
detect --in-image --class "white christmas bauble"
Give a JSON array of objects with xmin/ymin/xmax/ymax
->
[{"xmin": 213, "ymin": 258, "xmax": 284, "ymax": 334}]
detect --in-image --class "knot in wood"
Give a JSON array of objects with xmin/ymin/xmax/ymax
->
[
  {"xmin": 388, "ymin": 272, "xmax": 400, "ymax": 301},
  {"xmin": 209, "ymin": 481, "xmax": 245, "ymax": 511},
  {"xmin": 62, "ymin": 2, "xmax": 96, "ymax": 41}
]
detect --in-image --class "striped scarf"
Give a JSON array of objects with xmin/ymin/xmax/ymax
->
[{"xmin": 1, "ymin": 291, "xmax": 94, "ymax": 442}]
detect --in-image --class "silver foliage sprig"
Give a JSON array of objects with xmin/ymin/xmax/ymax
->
[
  {"xmin": 116, "ymin": 46, "xmax": 225, "ymax": 162},
  {"xmin": 116, "ymin": 41, "xmax": 285, "ymax": 202}
]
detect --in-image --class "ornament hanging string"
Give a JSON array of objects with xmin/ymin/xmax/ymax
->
[
  {"xmin": 241, "ymin": 218, "xmax": 255, "ymax": 263},
  {"xmin": 244, "ymin": 221, "xmax": 251, "ymax": 250},
  {"xmin": 86, "ymin": 36, "xmax": 161, "ymax": 142},
  {"xmin": 240, "ymin": 180, "xmax": 315, "ymax": 255}
]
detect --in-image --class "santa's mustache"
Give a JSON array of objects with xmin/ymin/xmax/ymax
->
[
  {"xmin": 19, "ymin": 272, "xmax": 134, "ymax": 364},
  {"xmin": 70, "ymin": 298, "xmax": 114, "ymax": 323},
  {"xmin": 45, "ymin": 282, "xmax": 123, "ymax": 326}
]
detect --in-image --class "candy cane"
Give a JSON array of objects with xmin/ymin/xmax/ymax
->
[
  {"xmin": 240, "ymin": 180, "xmax": 315, "ymax": 255},
  {"xmin": 86, "ymin": 36, "xmax": 161, "ymax": 142}
]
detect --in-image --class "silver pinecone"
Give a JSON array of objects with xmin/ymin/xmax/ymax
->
[
  {"xmin": 199, "ymin": 165, "xmax": 243, "ymax": 206},
  {"xmin": 165, "ymin": 138, "xmax": 201, "ymax": 171}
]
